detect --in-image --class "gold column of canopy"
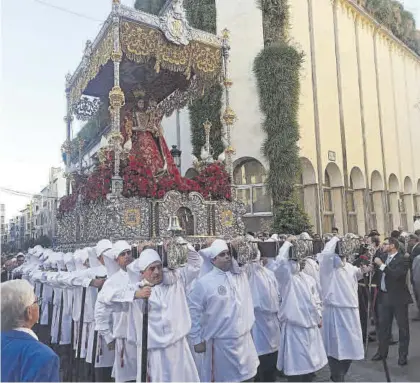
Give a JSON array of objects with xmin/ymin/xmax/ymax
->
[
  {"xmin": 108, "ymin": 0, "xmax": 125, "ymax": 197},
  {"xmin": 221, "ymin": 29, "xmax": 236, "ymax": 196}
]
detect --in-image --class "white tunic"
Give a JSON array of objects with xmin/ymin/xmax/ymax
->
[
  {"xmin": 248, "ymin": 262, "xmax": 281, "ymax": 356},
  {"xmin": 319, "ymin": 240, "xmax": 364, "ymax": 361},
  {"xmin": 126, "ymin": 249, "xmax": 201, "ymax": 382},
  {"xmin": 303, "ymin": 258, "xmax": 322, "ymax": 296},
  {"xmin": 83, "ymin": 265, "xmax": 115, "ymax": 368},
  {"xmin": 272, "ymin": 242, "xmax": 327, "ymax": 376},
  {"xmin": 48, "ymin": 273, "xmax": 63, "ymax": 345},
  {"xmin": 188, "ymin": 266, "xmax": 259, "ymax": 382},
  {"xmin": 95, "ymin": 269, "xmax": 137, "ymax": 382}
]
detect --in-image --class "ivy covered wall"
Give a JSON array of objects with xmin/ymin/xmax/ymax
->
[
  {"xmin": 254, "ymin": 0, "xmax": 313, "ymax": 234},
  {"xmin": 363, "ymin": 0, "xmax": 420, "ymax": 55},
  {"xmin": 184, "ymin": 0, "xmax": 224, "ymax": 159}
]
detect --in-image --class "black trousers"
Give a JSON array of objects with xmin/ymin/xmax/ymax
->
[
  {"xmin": 55, "ymin": 344, "xmax": 72, "ymax": 382},
  {"xmin": 413, "ymin": 280, "xmax": 420, "ymax": 314},
  {"xmin": 255, "ymin": 351, "xmax": 278, "ymax": 382},
  {"xmin": 358, "ymin": 285, "xmax": 369, "ymax": 342},
  {"xmin": 94, "ymin": 366, "xmax": 113, "ymax": 382},
  {"xmin": 286, "ymin": 373, "xmax": 314, "ymax": 382},
  {"xmin": 328, "ymin": 357, "xmax": 352, "ymax": 382},
  {"xmin": 377, "ymin": 292, "xmax": 410, "ymax": 358}
]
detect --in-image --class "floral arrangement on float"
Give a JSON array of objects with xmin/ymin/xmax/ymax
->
[{"xmin": 58, "ymin": 150, "xmax": 231, "ymax": 215}]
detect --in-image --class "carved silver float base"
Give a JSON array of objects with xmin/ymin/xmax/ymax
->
[{"xmin": 56, "ymin": 191, "xmax": 246, "ymax": 251}]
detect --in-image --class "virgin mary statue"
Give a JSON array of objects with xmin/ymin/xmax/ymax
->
[{"xmin": 123, "ymin": 99, "xmax": 180, "ymax": 178}]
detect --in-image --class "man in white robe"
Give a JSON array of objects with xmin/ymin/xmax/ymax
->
[
  {"xmin": 319, "ymin": 236, "xmax": 368, "ymax": 382},
  {"xmin": 247, "ymin": 243, "xmax": 281, "ymax": 382},
  {"xmin": 271, "ymin": 238, "xmax": 327, "ymax": 381},
  {"xmin": 84, "ymin": 240, "xmax": 115, "ymax": 382},
  {"xmin": 56, "ymin": 247, "xmax": 107, "ymax": 380},
  {"xmin": 30, "ymin": 250, "xmax": 54, "ymax": 345},
  {"xmin": 303, "ymin": 257, "xmax": 322, "ymax": 296},
  {"xmin": 126, "ymin": 244, "xmax": 201, "ymax": 382},
  {"xmin": 188, "ymin": 239, "xmax": 259, "ymax": 382},
  {"xmin": 95, "ymin": 240, "xmax": 137, "ymax": 382}
]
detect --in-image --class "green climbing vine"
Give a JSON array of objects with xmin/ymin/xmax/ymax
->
[
  {"xmin": 184, "ymin": 0, "xmax": 224, "ymax": 159},
  {"xmin": 254, "ymin": 0, "xmax": 312, "ymax": 234},
  {"xmin": 364, "ymin": 0, "xmax": 420, "ymax": 55}
]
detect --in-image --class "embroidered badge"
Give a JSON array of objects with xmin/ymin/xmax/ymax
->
[{"xmin": 218, "ymin": 285, "xmax": 227, "ymax": 296}]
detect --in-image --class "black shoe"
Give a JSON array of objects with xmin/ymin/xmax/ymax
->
[
  {"xmin": 389, "ymin": 338, "xmax": 398, "ymax": 345},
  {"xmin": 398, "ymin": 356, "xmax": 408, "ymax": 366},
  {"xmin": 371, "ymin": 353, "xmax": 383, "ymax": 361}
]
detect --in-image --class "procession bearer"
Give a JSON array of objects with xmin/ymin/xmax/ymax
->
[
  {"xmin": 94, "ymin": 241, "xmax": 137, "ymax": 382},
  {"xmin": 126, "ymin": 241, "xmax": 201, "ymax": 382},
  {"xmin": 271, "ymin": 237, "xmax": 327, "ymax": 382},
  {"xmin": 319, "ymin": 236, "xmax": 367, "ymax": 382},
  {"xmin": 188, "ymin": 239, "xmax": 259, "ymax": 382}
]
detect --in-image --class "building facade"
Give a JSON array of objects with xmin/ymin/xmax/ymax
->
[
  {"xmin": 160, "ymin": 0, "xmax": 420, "ymax": 235},
  {"xmin": 0, "ymin": 204, "xmax": 6, "ymax": 253},
  {"xmin": 33, "ymin": 167, "xmax": 66, "ymax": 243}
]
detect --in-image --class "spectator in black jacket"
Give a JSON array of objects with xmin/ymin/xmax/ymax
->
[
  {"xmin": 372, "ymin": 238, "xmax": 413, "ymax": 366},
  {"xmin": 408, "ymin": 235, "xmax": 420, "ymax": 321}
]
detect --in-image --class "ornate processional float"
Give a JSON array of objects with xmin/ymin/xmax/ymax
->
[{"xmin": 56, "ymin": 0, "xmax": 245, "ymax": 267}]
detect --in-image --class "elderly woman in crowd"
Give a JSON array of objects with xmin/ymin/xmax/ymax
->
[{"xmin": 1, "ymin": 279, "xmax": 60, "ymax": 382}]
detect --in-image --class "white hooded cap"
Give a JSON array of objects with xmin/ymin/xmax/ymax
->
[
  {"xmin": 103, "ymin": 240, "xmax": 131, "ymax": 276},
  {"xmin": 199, "ymin": 239, "xmax": 229, "ymax": 260},
  {"xmin": 198, "ymin": 239, "xmax": 231, "ymax": 278},
  {"xmin": 64, "ymin": 253, "xmax": 76, "ymax": 272},
  {"xmin": 73, "ymin": 249, "xmax": 87, "ymax": 271},
  {"xmin": 88, "ymin": 247, "xmax": 102, "ymax": 268},
  {"xmin": 104, "ymin": 240, "xmax": 131, "ymax": 260},
  {"xmin": 33, "ymin": 245, "xmax": 44, "ymax": 258},
  {"xmin": 138, "ymin": 249, "xmax": 161, "ymax": 272},
  {"xmin": 95, "ymin": 239, "xmax": 113, "ymax": 257},
  {"xmin": 127, "ymin": 249, "xmax": 161, "ymax": 284}
]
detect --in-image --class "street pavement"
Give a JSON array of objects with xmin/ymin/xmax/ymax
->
[{"xmin": 277, "ymin": 304, "xmax": 420, "ymax": 382}]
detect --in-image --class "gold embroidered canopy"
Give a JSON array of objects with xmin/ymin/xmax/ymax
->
[
  {"xmin": 63, "ymin": 0, "xmax": 235, "ymax": 203},
  {"xmin": 66, "ymin": 3, "xmax": 223, "ymax": 112}
]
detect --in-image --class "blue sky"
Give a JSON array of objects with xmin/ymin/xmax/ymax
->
[{"xmin": 0, "ymin": 0, "xmax": 419, "ymax": 220}]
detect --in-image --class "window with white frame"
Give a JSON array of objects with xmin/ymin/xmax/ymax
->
[{"xmin": 233, "ymin": 159, "xmax": 272, "ymax": 215}]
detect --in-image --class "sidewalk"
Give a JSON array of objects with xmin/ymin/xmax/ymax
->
[{"xmin": 277, "ymin": 304, "xmax": 420, "ymax": 382}]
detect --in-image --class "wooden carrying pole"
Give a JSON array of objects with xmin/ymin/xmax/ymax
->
[
  {"xmin": 76, "ymin": 287, "xmax": 87, "ymax": 382},
  {"xmin": 141, "ymin": 298, "xmax": 149, "ymax": 383}
]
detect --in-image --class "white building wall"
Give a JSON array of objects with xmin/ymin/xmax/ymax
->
[{"xmin": 216, "ymin": 0, "xmax": 265, "ymax": 168}]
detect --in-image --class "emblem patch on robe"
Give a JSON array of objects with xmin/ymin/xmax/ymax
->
[{"xmin": 218, "ymin": 285, "xmax": 227, "ymax": 296}]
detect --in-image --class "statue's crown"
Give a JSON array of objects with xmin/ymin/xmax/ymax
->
[{"xmin": 133, "ymin": 88, "xmax": 146, "ymax": 99}]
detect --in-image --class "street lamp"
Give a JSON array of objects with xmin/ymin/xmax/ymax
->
[{"xmin": 170, "ymin": 145, "xmax": 182, "ymax": 170}]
